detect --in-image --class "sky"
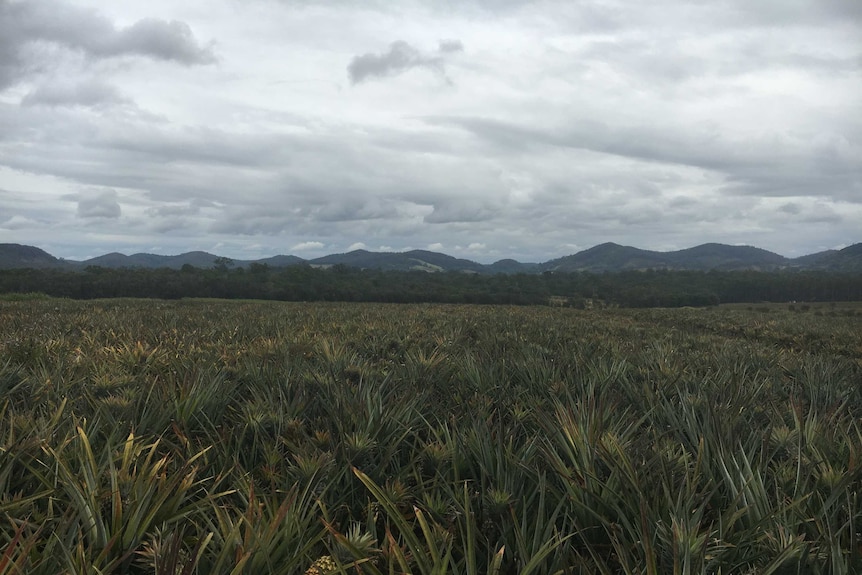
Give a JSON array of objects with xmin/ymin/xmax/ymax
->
[{"xmin": 0, "ymin": 0, "xmax": 859, "ymax": 263}]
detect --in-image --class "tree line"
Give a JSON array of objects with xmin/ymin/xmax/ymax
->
[{"xmin": 1, "ymin": 264, "xmax": 861, "ymax": 307}]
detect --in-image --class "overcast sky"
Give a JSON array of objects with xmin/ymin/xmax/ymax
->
[{"xmin": 0, "ymin": 0, "xmax": 859, "ymax": 263}]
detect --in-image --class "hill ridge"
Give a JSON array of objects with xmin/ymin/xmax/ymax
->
[{"xmin": 0, "ymin": 242, "xmax": 859, "ymax": 273}]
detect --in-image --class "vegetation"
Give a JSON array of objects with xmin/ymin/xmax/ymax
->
[
  {"xmin": 1, "ymin": 299, "xmax": 860, "ymax": 573},
  {"xmin": 1, "ymin": 265, "xmax": 862, "ymax": 307}
]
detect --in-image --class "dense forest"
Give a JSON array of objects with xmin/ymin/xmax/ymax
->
[{"xmin": 2, "ymin": 264, "xmax": 861, "ymax": 307}]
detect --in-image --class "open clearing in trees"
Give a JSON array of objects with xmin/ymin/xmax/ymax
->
[{"xmin": 1, "ymin": 298, "xmax": 860, "ymax": 573}]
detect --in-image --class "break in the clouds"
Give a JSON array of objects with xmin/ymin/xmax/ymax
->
[
  {"xmin": 348, "ymin": 40, "xmax": 463, "ymax": 84},
  {"xmin": 0, "ymin": 0, "xmax": 859, "ymax": 262}
]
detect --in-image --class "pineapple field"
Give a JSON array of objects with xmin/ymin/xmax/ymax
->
[{"xmin": 1, "ymin": 297, "xmax": 860, "ymax": 574}]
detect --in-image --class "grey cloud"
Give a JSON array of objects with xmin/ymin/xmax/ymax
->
[
  {"xmin": 430, "ymin": 116, "xmax": 862, "ymax": 203},
  {"xmin": 312, "ymin": 198, "xmax": 400, "ymax": 222},
  {"xmin": 540, "ymin": 0, "xmax": 862, "ymax": 34},
  {"xmin": 209, "ymin": 211, "xmax": 295, "ymax": 235},
  {"xmin": 191, "ymin": 197, "xmax": 219, "ymax": 209},
  {"xmin": 779, "ymin": 202, "xmax": 801, "ymax": 215},
  {"xmin": 667, "ymin": 196, "xmax": 698, "ymax": 209},
  {"xmin": 100, "ymin": 126, "xmax": 282, "ymax": 168},
  {"xmin": 4, "ymin": 95, "xmax": 767, "ymax": 253},
  {"xmin": 438, "ymin": 39, "xmax": 464, "ymax": 54},
  {"xmin": 774, "ymin": 52, "xmax": 862, "ymax": 75},
  {"xmin": 207, "ymin": 191, "xmax": 406, "ymax": 237},
  {"xmin": 728, "ymin": 42, "xmax": 862, "ymax": 77},
  {"xmin": 575, "ymin": 38, "xmax": 704, "ymax": 85},
  {"xmin": 151, "ymin": 217, "xmax": 193, "ymax": 233},
  {"xmin": 0, "ymin": 102, "xmax": 363, "ymax": 205},
  {"xmin": 553, "ymin": 3, "xmax": 862, "ymax": 93},
  {"xmin": 139, "ymin": 198, "xmax": 220, "ymax": 235},
  {"xmin": 431, "ymin": 0, "xmax": 621, "ymax": 28},
  {"xmin": 147, "ymin": 200, "xmax": 206, "ymax": 218},
  {"xmin": 347, "ymin": 39, "xmax": 462, "ymax": 84},
  {"xmin": 0, "ymin": 0, "xmax": 215, "ymax": 90},
  {"xmin": 572, "ymin": 37, "xmax": 859, "ymax": 93},
  {"xmin": 21, "ymin": 80, "xmax": 130, "ymax": 108},
  {"xmin": 0, "ymin": 215, "xmax": 42, "ymax": 230},
  {"xmin": 91, "ymin": 18, "xmax": 216, "ymax": 64},
  {"xmin": 71, "ymin": 189, "xmax": 122, "ymax": 219},
  {"xmin": 718, "ymin": 0, "xmax": 862, "ymax": 26},
  {"xmin": 798, "ymin": 211, "xmax": 843, "ymax": 225},
  {"xmin": 802, "ymin": 210, "xmax": 843, "ymax": 225},
  {"xmin": 424, "ymin": 201, "xmax": 495, "ymax": 224}
]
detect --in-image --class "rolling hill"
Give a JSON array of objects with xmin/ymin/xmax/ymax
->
[
  {"xmin": 82, "ymin": 251, "xmax": 227, "ymax": 269},
  {"xmin": 308, "ymin": 249, "xmax": 486, "ymax": 273},
  {"xmin": 540, "ymin": 243, "xmax": 791, "ymax": 272},
  {"xmin": 0, "ymin": 244, "xmax": 66, "ymax": 269},
  {"xmin": 792, "ymin": 244, "xmax": 862, "ymax": 272},
  {"xmin": 1, "ymin": 242, "xmax": 860, "ymax": 273}
]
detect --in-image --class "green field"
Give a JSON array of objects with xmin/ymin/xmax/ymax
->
[{"xmin": 1, "ymin": 299, "xmax": 860, "ymax": 574}]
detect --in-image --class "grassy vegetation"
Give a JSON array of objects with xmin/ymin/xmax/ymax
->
[{"xmin": 1, "ymin": 299, "xmax": 860, "ymax": 574}]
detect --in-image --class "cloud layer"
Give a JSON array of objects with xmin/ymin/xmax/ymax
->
[
  {"xmin": 0, "ymin": 0, "xmax": 215, "ymax": 90},
  {"xmin": 0, "ymin": 0, "xmax": 859, "ymax": 262}
]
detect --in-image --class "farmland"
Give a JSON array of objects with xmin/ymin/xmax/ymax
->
[{"xmin": 1, "ymin": 298, "xmax": 860, "ymax": 574}]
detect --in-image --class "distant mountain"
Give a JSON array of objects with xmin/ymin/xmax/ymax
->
[
  {"xmin": 79, "ymin": 252, "xmax": 136, "ymax": 268},
  {"xmin": 255, "ymin": 254, "xmax": 306, "ymax": 267},
  {"xmin": 540, "ymin": 242, "xmax": 790, "ymax": 272},
  {"xmin": 0, "ymin": 244, "xmax": 64, "ymax": 269},
  {"xmin": 541, "ymin": 243, "xmax": 667, "ymax": 272},
  {"xmin": 79, "ymin": 251, "xmax": 307, "ymax": 270},
  {"xmin": 308, "ymin": 249, "xmax": 486, "ymax": 273},
  {"xmin": 668, "ymin": 243, "xmax": 788, "ymax": 270},
  {"xmin": 81, "ymin": 251, "xmax": 223, "ymax": 269},
  {"xmin": 1, "ymin": 242, "xmax": 860, "ymax": 273},
  {"xmin": 790, "ymin": 249, "xmax": 838, "ymax": 267},
  {"xmin": 793, "ymin": 244, "xmax": 862, "ymax": 272}
]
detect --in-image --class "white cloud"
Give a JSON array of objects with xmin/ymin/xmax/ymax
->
[
  {"xmin": 291, "ymin": 241, "xmax": 325, "ymax": 251},
  {"xmin": 0, "ymin": 215, "xmax": 41, "ymax": 230},
  {"xmin": 0, "ymin": 0, "xmax": 858, "ymax": 262}
]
